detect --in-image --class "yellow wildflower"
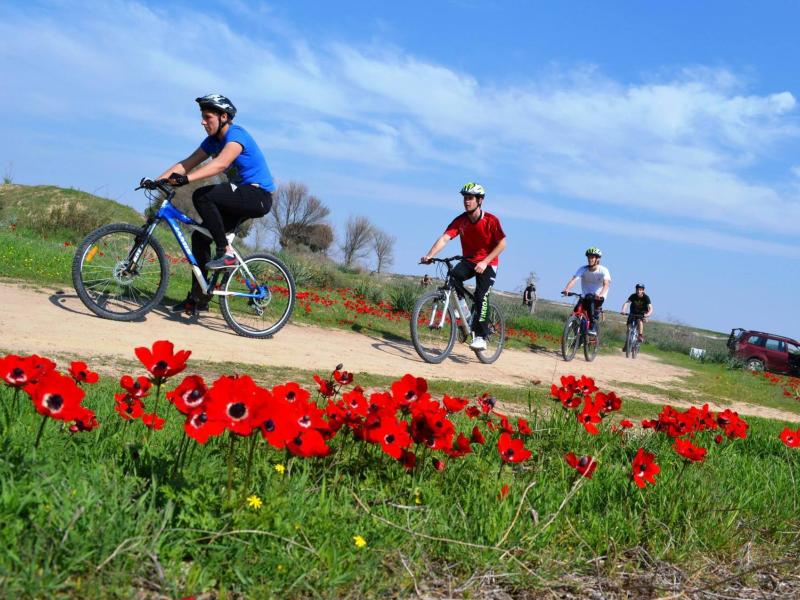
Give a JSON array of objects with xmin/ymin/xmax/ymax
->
[
  {"xmin": 274, "ymin": 463, "xmax": 286, "ymax": 475},
  {"xmin": 247, "ymin": 495, "xmax": 263, "ymax": 510},
  {"xmin": 353, "ymin": 535, "xmax": 367, "ymax": 549}
]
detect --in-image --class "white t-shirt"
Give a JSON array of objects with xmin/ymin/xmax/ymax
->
[{"xmin": 574, "ymin": 265, "xmax": 611, "ymax": 297}]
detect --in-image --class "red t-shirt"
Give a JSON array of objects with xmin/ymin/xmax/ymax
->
[{"xmin": 444, "ymin": 210, "xmax": 506, "ymax": 267}]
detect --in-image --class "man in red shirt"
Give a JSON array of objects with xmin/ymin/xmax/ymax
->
[{"xmin": 420, "ymin": 182, "xmax": 507, "ymax": 351}]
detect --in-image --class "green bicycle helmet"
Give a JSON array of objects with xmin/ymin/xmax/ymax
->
[
  {"xmin": 460, "ymin": 182, "xmax": 485, "ymax": 197},
  {"xmin": 585, "ymin": 246, "xmax": 602, "ymax": 257}
]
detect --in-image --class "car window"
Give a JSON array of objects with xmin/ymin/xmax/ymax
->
[
  {"xmin": 789, "ymin": 343, "xmax": 800, "ymax": 355},
  {"xmin": 765, "ymin": 338, "xmax": 785, "ymax": 352},
  {"xmin": 746, "ymin": 335, "xmax": 765, "ymax": 346}
]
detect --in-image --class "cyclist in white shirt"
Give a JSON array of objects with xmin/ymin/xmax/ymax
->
[{"xmin": 561, "ymin": 247, "xmax": 610, "ymax": 336}]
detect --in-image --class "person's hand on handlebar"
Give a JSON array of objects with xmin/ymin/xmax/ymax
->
[
  {"xmin": 561, "ymin": 290, "xmax": 570, "ymax": 296},
  {"xmin": 163, "ymin": 172, "xmax": 189, "ymax": 187},
  {"xmin": 419, "ymin": 256, "xmax": 433, "ymax": 265}
]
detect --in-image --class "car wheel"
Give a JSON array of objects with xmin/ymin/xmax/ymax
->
[{"xmin": 745, "ymin": 358, "xmax": 765, "ymax": 372}]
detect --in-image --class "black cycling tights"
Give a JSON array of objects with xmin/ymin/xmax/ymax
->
[
  {"xmin": 451, "ymin": 260, "xmax": 497, "ymax": 338},
  {"xmin": 188, "ymin": 183, "xmax": 272, "ymax": 298}
]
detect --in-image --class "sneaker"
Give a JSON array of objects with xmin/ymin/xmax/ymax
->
[
  {"xmin": 170, "ymin": 294, "xmax": 209, "ymax": 314},
  {"xmin": 587, "ymin": 328, "xmax": 597, "ymax": 337},
  {"xmin": 206, "ymin": 253, "xmax": 238, "ymax": 270},
  {"xmin": 470, "ymin": 336, "xmax": 487, "ymax": 351}
]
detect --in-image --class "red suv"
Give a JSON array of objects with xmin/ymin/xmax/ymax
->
[{"xmin": 727, "ymin": 328, "xmax": 800, "ymax": 375}]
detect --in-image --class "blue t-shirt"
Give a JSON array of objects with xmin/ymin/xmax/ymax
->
[{"xmin": 200, "ymin": 124, "xmax": 275, "ymax": 191}]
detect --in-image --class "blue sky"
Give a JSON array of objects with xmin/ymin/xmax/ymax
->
[{"xmin": 3, "ymin": 0, "xmax": 799, "ymax": 338}]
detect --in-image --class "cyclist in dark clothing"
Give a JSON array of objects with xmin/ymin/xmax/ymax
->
[
  {"xmin": 156, "ymin": 94, "xmax": 275, "ymax": 313},
  {"xmin": 621, "ymin": 283, "xmax": 653, "ymax": 344},
  {"xmin": 523, "ymin": 283, "xmax": 536, "ymax": 306}
]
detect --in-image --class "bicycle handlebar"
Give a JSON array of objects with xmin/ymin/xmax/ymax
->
[
  {"xmin": 420, "ymin": 255, "xmax": 464, "ymax": 265},
  {"xmin": 136, "ymin": 178, "xmax": 176, "ymax": 196}
]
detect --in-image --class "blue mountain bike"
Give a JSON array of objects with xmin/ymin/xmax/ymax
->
[{"xmin": 72, "ymin": 179, "xmax": 295, "ymax": 338}]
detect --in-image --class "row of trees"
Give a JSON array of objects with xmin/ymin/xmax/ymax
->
[{"xmin": 172, "ymin": 178, "xmax": 395, "ymax": 272}]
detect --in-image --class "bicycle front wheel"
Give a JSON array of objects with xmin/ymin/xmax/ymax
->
[
  {"xmin": 561, "ymin": 315, "xmax": 580, "ymax": 361},
  {"xmin": 625, "ymin": 323, "xmax": 635, "ymax": 359},
  {"xmin": 584, "ymin": 322, "xmax": 600, "ymax": 362},
  {"xmin": 475, "ymin": 301, "xmax": 506, "ymax": 364},
  {"xmin": 220, "ymin": 254, "xmax": 295, "ymax": 338},
  {"xmin": 410, "ymin": 291, "xmax": 457, "ymax": 364},
  {"xmin": 631, "ymin": 324, "xmax": 641, "ymax": 359},
  {"xmin": 72, "ymin": 223, "xmax": 168, "ymax": 321}
]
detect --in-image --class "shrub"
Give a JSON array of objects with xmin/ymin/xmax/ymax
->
[
  {"xmin": 388, "ymin": 282, "xmax": 418, "ymax": 313},
  {"xmin": 353, "ymin": 279, "xmax": 385, "ymax": 304}
]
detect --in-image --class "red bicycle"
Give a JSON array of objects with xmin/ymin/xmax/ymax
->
[{"xmin": 561, "ymin": 292, "xmax": 600, "ymax": 362}]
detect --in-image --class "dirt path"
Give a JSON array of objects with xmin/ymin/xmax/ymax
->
[{"xmin": 2, "ymin": 283, "xmax": 797, "ymax": 422}]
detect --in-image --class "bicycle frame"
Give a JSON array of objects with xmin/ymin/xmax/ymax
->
[
  {"xmin": 136, "ymin": 192, "xmax": 266, "ymax": 300},
  {"xmin": 424, "ymin": 257, "xmax": 476, "ymax": 339}
]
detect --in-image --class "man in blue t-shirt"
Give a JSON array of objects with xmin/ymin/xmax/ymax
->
[{"xmin": 156, "ymin": 94, "xmax": 276, "ymax": 313}]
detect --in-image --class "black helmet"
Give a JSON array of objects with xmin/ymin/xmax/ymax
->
[
  {"xmin": 195, "ymin": 94, "xmax": 237, "ymax": 118},
  {"xmin": 635, "ymin": 283, "xmax": 645, "ymax": 289}
]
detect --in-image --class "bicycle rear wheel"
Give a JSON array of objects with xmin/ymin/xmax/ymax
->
[
  {"xmin": 410, "ymin": 291, "xmax": 457, "ymax": 364},
  {"xmin": 475, "ymin": 301, "xmax": 506, "ymax": 364},
  {"xmin": 561, "ymin": 315, "xmax": 581, "ymax": 361},
  {"xmin": 72, "ymin": 223, "xmax": 168, "ymax": 321},
  {"xmin": 220, "ymin": 253, "xmax": 295, "ymax": 338},
  {"xmin": 584, "ymin": 322, "xmax": 600, "ymax": 362}
]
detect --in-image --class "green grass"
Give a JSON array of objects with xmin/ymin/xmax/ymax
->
[
  {"xmin": 1, "ymin": 353, "xmax": 799, "ymax": 598},
  {"xmin": 622, "ymin": 347, "xmax": 800, "ymax": 415}
]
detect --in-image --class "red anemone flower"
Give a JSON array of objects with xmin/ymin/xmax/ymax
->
[
  {"xmin": 166, "ymin": 375, "xmax": 208, "ymax": 415},
  {"xmin": 399, "ymin": 450, "xmax": 417, "ymax": 471},
  {"xmin": 120, "ymin": 375, "xmax": 152, "ymax": 399},
  {"xmin": 596, "ymin": 391, "xmax": 622, "ymax": 414},
  {"xmin": 287, "ymin": 428, "xmax": 330, "ymax": 457},
  {"xmin": 29, "ymin": 371, "xmax": 85, "ymax": 421},
  {"xmin": 497, "ymin": 432, "xmax": 532, "ymax": 463},
  {"xmin": 478, "ymin": 393, "xmax": 496, "ymax": 413},
  {"xmin": 517, "ymin": 418, "xmax": 532, "ymax": 436},
  {"xmin": 631, "ymin": 448, "xmax": 660, "ymax": 488},
  {"xmin": 620, "ymin": 419, "xmax": 634, "ymax": 429},
  {"xmin": 206, "ymin": 375, "xmax": 270, "ymax": 436},
  {"xmin": 374, "ymin": 417, "xmax": 412, "ymax": 459},
  {"xmin": 1, "ymin": 354, "xmax": 37, "ymax": 388},
  {"xmin": 333, "ymin": 369, "xmax": 354, "ymax": 385},
  {"xmin": 465, "ymin": 405, "xmax": 481, "ymax": 418},
  {"xmin": 564, "ymin": 452, "xmax": 597, "ymax": 478},
  {"xmin": 391, "ymin": 374, "xmax": 429, "ymax": 406},
  {"xmin": 470, "ymin": 425, "xmax": 485, "ymax": 444},
  {"xmin": 68, "ymin": 361, "xmax": 99, "ymax": 384},
  {"xmin": 498, "ymin": 484, "xmax": 510, "ymax": 500},
  {"xmin": 271, "ymin": 381, "xmax": 310, "ymax": 405},
  {"xmin": 577, "ymin": 399, "xmax": 602, "ymax": 435},
  {"xmin": 69, "ymin": 406, "xmax": 99, "ymax": 432},
  {"xmin": 432, "ymin": 458, "xmax": 446, "ymax": 471},
  {"xmin": 313, "ymin": 374, "xmax": 335, "ymax": 398},
  {"xmin": 780, "ymin": 427, "xmax": 800, "ymax": 448},
  {"xmin": 114, "ymin": 394, "xmax": 145, "ymax": 421},
  {"xmin": 673, "ymin": 438, "xmax": 707, "ymax": 462},
  {"xmin": 184, "ymin": 409, "xmax": 226, "ymax": 444},
  {"xmin": 134, "ymin": 340, "xmax": 191, "ymax": 380},
  {"xmin": 442, "ymin": 394, "xmax": 468, "ymax": 413},
  {"xmin": 141, "ymin": 412, "xmax": 166, "ymax": 430}
]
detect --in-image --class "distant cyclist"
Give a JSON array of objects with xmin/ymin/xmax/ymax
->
[
  {"xmin": 522, "ymin": 282, "xmax": 536, "ymax": 307},
  {"xmin": 155, "ymin": 94, "xmax": 276, "ymax": 313},
  {"xmin": 621, "ymin": 283, "xmax": 653, "ymax": 346},
  {"xmin": 561, "ymin": 247, "xmax": 611, "ymax": 336},
  {"xmin": 420, "ymin": 182, "xmax": 507, "ymax": 351}
]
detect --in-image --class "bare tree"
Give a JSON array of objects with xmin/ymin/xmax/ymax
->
[
  {"xmin": 371, "ymin": 228, "xmax": 395, "ymax": 273},
  {"xmin": 341, "ymin": 216, "xmax": 374, "ymax": 267},
  {"xmin": 271, "ymin": 181, "xmax": 330, "ymax": 248}
]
